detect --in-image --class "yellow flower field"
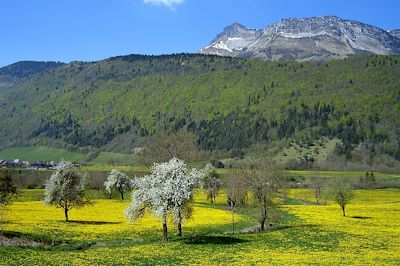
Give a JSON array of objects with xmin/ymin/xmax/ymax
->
[
  {"xmin": 0, "ymin": 189, "xmax": 399, "ymax": 265},
  {"xmin": 1, "ymin": 191, "xmax": 248, "ymax": 242}
]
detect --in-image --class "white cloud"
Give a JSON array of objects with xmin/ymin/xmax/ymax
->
[{"xmin": 143, "ymin": 0, "xmax": 184, "ymax": 9}]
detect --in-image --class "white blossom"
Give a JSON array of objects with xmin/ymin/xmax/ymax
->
[
  {"xmin": 44, "ymin": 161, "xmax": 90, "ymax": 221},
  {"xmin": 125, "ymin": 158, "xmax": 201, "ymax": 228},
  {"xmin": 104, "ymin": 169, "xmax": 132, "ymax": 199}
]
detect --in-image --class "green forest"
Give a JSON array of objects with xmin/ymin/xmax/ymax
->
[{"xmin": 0, "ymin": 54, "xmax": 399, "ymax": 168}]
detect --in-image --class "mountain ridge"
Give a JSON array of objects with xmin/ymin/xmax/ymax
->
[{"xmin": 200, "ymin": 16, "xmax": 400, "ymax": 61}]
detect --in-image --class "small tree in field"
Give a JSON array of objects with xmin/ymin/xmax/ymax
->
[
  {"xmin": 306, "ymin": 177, "xmax": 326, "ymax": 205},
  {"xmin": 104, "ymin": 169, "xmax": 131, "ymax": 200},
  {"xmin": 44, "ymin": 162, "xmax": 91, "ymax": 222},
  {"xmin": 240, "ymin": 158, "xmax": 285, "ymax": 231},
  {"xmin": 201, "ymin": 164, "xmax": 222, "ymax": 203},
  {"xmin": 125, "ymin": 158, "xmax": 201, "ymax": 241},
  {"xmin": 0, "ymin": 171, "xmax": 17, "ymax": 207},
  {"xmin": 330, "ymin": 178, "xmax": 354, "ymax": 217},
  {"xmin": 226, "ymin": 172, "xmax": 247, "ymax": 234}
]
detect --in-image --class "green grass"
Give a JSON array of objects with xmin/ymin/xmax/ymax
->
[
  {"xmin": 0, "ymin": 146, "xmax": 86, "ymax": 162},
  {"xmin": 91, "ymin": 152, "xmax": 137, "ymax": 165},
  {"xmin": 0, "ymin": 146, "xmax": 140, "ymax": 166},
  {"xmin": 80, "ymin": 165, "xmax": 148, "ymax": 172}
]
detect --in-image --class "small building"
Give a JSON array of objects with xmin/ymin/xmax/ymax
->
[{"xmin": 0, "ymin": 160, "xmax": 21, "ymax": 168}]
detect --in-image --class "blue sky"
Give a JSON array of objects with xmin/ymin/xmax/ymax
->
[{"xmin": 0, "ymin": 0, "xmax": 399, "ymax": 66}]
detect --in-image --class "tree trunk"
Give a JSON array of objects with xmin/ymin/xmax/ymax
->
[
  {"xmin": 231, "ymin": 202, "xmax": 235, "ymax": 235},
  {"xmin": 342, "ymin": 205, "xmax": 346, "ymax": 216},
  {"xmin": 260, "ymin": 205, "xmax": 267, "ymax": 231},
  {"xmin": 177, "ymin": 209, "xmax": 182, "ymax": 236},
  {"xmin": 120, "ymin": 191, "xmax": 124, "ymax": 200},
  {"xmin": 177, "ymin": 222, "xmax": 182, "ymax": 237},
  {"xmin": 162, "ymin": 214, "xmax": 168, "ymax": 241},
  {"xmin": 162, "ymin": 223, "xmax": 168, "ymax": 241},
  {"xmin": 260, "ymin": 219, "xmax": 265, "ymax": 231},
  {"xmin": 64, "ymin": 208, "xmax": 69, "ymax": 222}
]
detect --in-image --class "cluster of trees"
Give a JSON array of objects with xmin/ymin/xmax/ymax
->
[
  {"xmin": 32, "ymin": 115, "xmax": 146, "ymax": 148},
  {"xmin": 306, "ymin": 176, "xmax": 354, "ymax": 216},
  {"xmin": 357, "ymin": 172, "xmax": 377, "ymax": 188},
  {"xmin": 3, "ymin": 157, "xmax": 356, "ymax": 241},
  {"xmin": 155, "ymin": 103, "xmax": 393, "ymax": 163},
  {"xmin": 3, "ymin": 135, "xmax": 356, "ymax": 240}
]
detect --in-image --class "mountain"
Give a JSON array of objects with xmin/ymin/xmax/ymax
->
[
  {"xmin": 0, "ymin": 61, "xmax": 64, "ymax": 79},
  {"xmin": 0, "ymin": 61, "xmax": 65, "ymax": 90},
  {"xmin": 200, "ymin": 16, "xmax": 400, "ymax": 61},
  {"xmin": 0, "ymin": 53, "xmax": 400, "ymax": 167},
  {"xmin": 390, "ymin": 29, "xmax": 400, "ymax": 39}
]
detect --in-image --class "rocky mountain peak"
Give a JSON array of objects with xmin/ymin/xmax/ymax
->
[{"xmin": 200, "ymin": 16, "xmax": 400, "ymax": 61}]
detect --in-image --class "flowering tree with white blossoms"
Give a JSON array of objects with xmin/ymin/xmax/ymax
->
[
  {"xmin": 125, "ymin": 158, "xmax": 202, "ymax": 241},
  {"xmin": 104, "ymin": 169, "xmax": 132, "ymax": 200},
  {"xmin": 44, "ymin": 162, "xmax": 91, "ymax": 222}
]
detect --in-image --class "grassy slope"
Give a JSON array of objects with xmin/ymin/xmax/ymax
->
[
  {"xmin": 274, "ymin": 138, "xmax": 340, "ymax": 164},
  {"xmin": 0, "ymin": 188, "xmax": 399, "ymax": 265}
]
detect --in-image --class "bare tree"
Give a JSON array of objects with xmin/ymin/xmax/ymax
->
[
  {"xmin": 306, "ymin": 177, "xmax": 326, "ymax": 205},
  {"xmin": 330, "ymin": 178, "xmax": 355, "ymax": 217},
  {"xmin": 140, "ymin": 131, "xmax": 198, "ymax": 166},
  {"xmin": 201, "ymin": 164, "xmax": 222, "ymax": 203},
  {"xmin": 239, "ymin": 157, "xmax": 285, "ymax": 231},
  {"xmin": 225, "ymin": 172, "xmax": 247, "ymax": 234}
]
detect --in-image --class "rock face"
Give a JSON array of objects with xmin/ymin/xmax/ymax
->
[
  {"xmin": 390, "ymin": 29, "xmax": 400, "ymax": 39},
  {"xmin": 200, "ymin": 16, "xmax": 400, "ymax": 61}
]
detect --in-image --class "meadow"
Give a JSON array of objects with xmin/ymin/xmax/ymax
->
[
  {"xmin": 0, "ymin": 146, "xmax": 86, "ymax": 162},
  {"xmin": 0, "ymin": 188, "xmax": 399, "ymax": 265},
  {"xmin": 0, "ymin": 146, "xmax": 138, "ymax": 166}
]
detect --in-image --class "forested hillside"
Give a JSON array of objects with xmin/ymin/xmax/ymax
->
[{"xmin": 0, "ymin": 54, "xmax": 399, "ymax": 166}]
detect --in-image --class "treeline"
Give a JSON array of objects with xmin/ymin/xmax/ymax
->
[
  {"xmin": 32, "ymin": 115, "xmax": 148, "ymax": 148},
  {"xmin": 31, "ymin": 101, "xmax": 400, "ymax": 161}
]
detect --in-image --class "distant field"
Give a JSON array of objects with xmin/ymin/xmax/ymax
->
[
  {"xmin": 0, "ymin": 146, "xmax": 86, "ymax": 162},
  {"xmin": 91, "ymin": 152, "xmax": 137, "ymax": 165},
  {"xmin": 286, "ymin": 170, "xmax": 400, "ymax": 181},
  {"xmin": 0, "ymin": 146, "xmax": 137, "ymax": 166},
  {"xmin": 0, "ymin": 189, "xmax": 399, "ymax": 265}
]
